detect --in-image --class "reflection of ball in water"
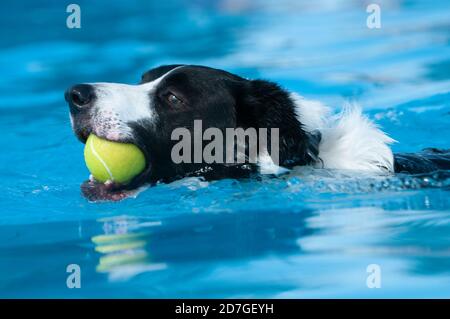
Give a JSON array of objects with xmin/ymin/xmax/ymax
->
[
  {"xmin": 84, "ymin": 134, "xmax": 146, "ymax": 184},
  {"xmin": 92, "ymin": 233, "xmax": 149, "ymax": 273}
]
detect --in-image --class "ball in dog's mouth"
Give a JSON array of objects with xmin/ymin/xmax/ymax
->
[
  {"xmin": 81, "ymin": 134, "xmax": 152, "ymax": 202},
  {"xmin": 84, "ymin": 134, "xmax": 146, "ymax": 184}
]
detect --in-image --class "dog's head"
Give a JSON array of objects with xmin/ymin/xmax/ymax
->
[{"xmin": 65, "ymin": 65, "xmax": 319, "ymax": 201}]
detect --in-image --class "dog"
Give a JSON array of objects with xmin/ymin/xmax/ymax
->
[{"xmin": 65, "ymin": 64, "xmax": 450, "ymax": 201}]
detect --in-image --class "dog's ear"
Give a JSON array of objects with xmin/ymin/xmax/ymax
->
[{"xmin": 231, "ymin": 78, "xmax": 320, "ymax": 167}]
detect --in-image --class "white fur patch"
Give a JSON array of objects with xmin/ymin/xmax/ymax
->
[
  {"xmin": 90, "ymin": 81, "xmax": 159, "ymax": 140},
  {"xmin": 317, "ymin": 106, "xmax": 395, "ymax": 172},
  {"xmin": 94, "ymin": 82, "xmax": 159, "ymax": 121},
  {"xmin": 293, "ymin": 96, "xmax": 395, "ymax": 173},
  {"xmin": 89, "ymin": 66, "xmax": 183, "ymax": 140},
  {"xmin": 258, "ymin": 151, "xmax": 289, "ymax": 175},
  {"xmin": 290, "ymin": 93, "xmax": 331, "ymax": 131}
]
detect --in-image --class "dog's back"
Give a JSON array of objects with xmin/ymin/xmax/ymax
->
[{"xmin": 394, "ymin": 148, "xmax": 450, "ymax": 174}]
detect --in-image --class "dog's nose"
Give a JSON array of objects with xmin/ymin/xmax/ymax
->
[{"xmin": 65, "ymin": 84, "xmax": 95, "ymax": 110}]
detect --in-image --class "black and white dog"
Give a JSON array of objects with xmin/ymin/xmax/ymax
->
[{"xmin": 65, "ymin": 65, "xmax": 449, "ymax": 201}]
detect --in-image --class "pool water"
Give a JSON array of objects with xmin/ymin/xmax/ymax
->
[{"xmin": 1, "ymin": 0, "xmax": 449, "ymax": 298}]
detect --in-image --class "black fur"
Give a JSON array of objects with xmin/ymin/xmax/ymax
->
[
  {"xmin": 133, "ymin": 65, "xmax": 319, "ymax": 185},
  {"xmin": 394, "ymin": 148, "xmax": 450, "ymax": 174}
]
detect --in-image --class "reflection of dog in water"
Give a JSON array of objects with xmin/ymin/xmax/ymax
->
[
  {"xmin": 92, "ymin": 217, "xmax": 166, "ymax": 280},
  {"xmin": 92, "ymin": 211, "xmax": 313, "ymax": 281}
]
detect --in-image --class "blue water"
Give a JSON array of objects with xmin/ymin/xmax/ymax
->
[{"xmin": 1, "ymin": 0, "xmax": 450, "ymax": 298}]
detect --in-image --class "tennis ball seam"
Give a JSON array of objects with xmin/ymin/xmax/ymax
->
[
  {"xmin": 84, "ymin": 134, "xmax": 146, "ymax": 184},
  {"xmin": 88, "ymin": 136, "xmax": 114, "ymax": 181}
]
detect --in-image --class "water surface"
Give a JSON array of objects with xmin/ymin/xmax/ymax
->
[{"xmin": 0, "ymin": 0, "xmax": 449, "ymax": 298}]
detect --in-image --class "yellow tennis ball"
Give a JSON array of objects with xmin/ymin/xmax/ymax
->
[{"xmin": 84, "ymin": 134, "xmax": 146, "ymax": 184}]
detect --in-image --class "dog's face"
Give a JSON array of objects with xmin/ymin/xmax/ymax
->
[{"xmin": 66, "ymin": 65, "xmax": 318, "ymax": 201}]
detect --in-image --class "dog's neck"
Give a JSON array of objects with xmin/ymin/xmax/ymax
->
[{"xmin": 236, "ymin": 79, "xmax": 321, "ymax": 168}]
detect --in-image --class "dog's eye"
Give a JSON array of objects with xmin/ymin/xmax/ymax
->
[{"xmin": 166, "ymin": 93, "xmax": 183, "ymax": 106}]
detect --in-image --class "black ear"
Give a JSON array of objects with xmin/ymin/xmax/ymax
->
[{"xmin": 234, "ymin": 79, "xmax": 320, "ymax": 167}]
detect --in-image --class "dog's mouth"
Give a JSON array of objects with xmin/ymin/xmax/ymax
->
[
  {"xmin": 76, "ymin": 129, "xmax": 153, "ymax": 202},
  {"xmin": 80, "ymin": 175, "xmax": 150, "ymax": 202}
]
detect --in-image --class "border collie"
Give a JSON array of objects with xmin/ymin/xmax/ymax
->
[{"xmin": 65, "ymin": 65, "xmax": 450, "ymax": 201}]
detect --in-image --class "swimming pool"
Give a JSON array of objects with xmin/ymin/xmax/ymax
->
[{"xmin": 0, "ymin": 0, "xmax": 449, "ymax": 298}]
